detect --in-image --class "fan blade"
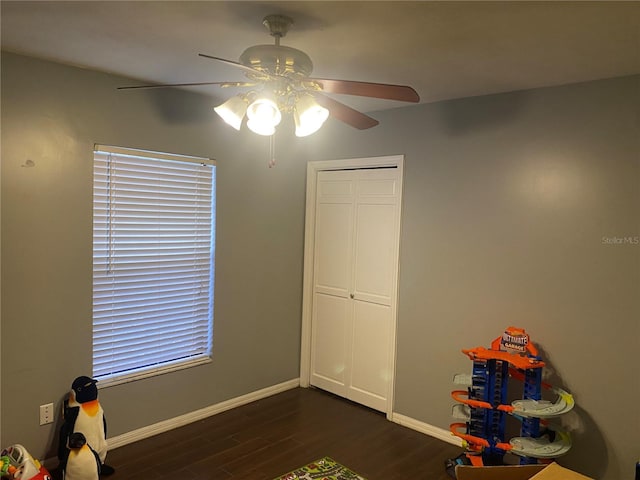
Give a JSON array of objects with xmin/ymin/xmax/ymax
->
[
  {"xmin": 312, "ymin": 93, "xmax": 379, "ymax": 130},
  {"xmin": 198, "ymin": 53, "xmax": 271, "ymax": 77},
  {"xmin": 118, "ymin": 81, "xmax": 253, "ymax": 90},
  {"xmin": 310, "ymin": 78, "xmax": 420, "ymax": 103}
]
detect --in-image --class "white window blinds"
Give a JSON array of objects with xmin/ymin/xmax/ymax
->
[{"xmin": 93, "ymin": 145, "xmax": 215, "ymax": 385}]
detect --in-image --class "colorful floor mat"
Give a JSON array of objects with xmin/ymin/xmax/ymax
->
[{"xmin": 274, "ymin": 456, "xmax": 366, "ymax": 480}]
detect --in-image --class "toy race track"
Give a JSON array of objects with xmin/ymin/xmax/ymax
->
[{"xmin": 447, "ymin": 327, "xmax": 575, "ymax": 469}]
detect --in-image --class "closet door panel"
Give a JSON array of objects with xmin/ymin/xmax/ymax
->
[
  {"xmin": 314, "ymin": 173, "xmax": 354, "ymax": 298},
  {"xmin": 310, "ymin": 292, "xmax": 350, "ymax": 396},
  {"xmin": 353, "ymin": 202, "xmax": 396, "ymax": 306},
  {"xmin": 349, "ymin": 299, "xmax": 391, "ymax": 412},
  {"xmin": 314, "ymin": 202, "xmax": 352, "ymax": 298}
]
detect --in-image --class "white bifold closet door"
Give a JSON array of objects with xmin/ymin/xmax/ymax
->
[{"xmin": 310, "ymin": 167, "xmax": 401, "ymax": 412}]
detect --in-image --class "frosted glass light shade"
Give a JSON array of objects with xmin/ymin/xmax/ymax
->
[
  {"xmin": 214, "ymin": 96, "xmax": 248, "ymax": 130},
  {"xmin": 294, "ymin": 95, "xmax": 329, "ymax": 137},
  {"xmin": 246, "ymin": 97, "xmax": 282, "ymax": 136},
  {"xmin": 215, "ymin": 92, "xmax": 330, "ymax": 137},
  {"xmin": 246, "ymin": 118, "xmax": 276, "ymax": 136}
]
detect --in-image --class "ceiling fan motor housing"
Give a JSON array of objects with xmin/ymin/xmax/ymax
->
[
  {"xmin": 240, "ymin": 45, "xmax": 313, "ymax": 79},
  {"xmin": 262, "ymin": 14, "xmax": 294, "ymax": 39}
]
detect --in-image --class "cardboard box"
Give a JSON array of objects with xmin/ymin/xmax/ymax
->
[{"xmin": 455, "ymin": 462, "xmax": 594, "ymax": 480}]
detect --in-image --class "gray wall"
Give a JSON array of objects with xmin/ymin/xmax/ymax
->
[
  {"xmin": 2, "ymin": 52, "xmax": 639, "ymax": 479},
  {"xmin": 302, "ymin": 75, "xmax": 639, "ymax": 479},
  {"xmin": 1, "ymin": 52, "xmax": 306, "ymax": 457}
]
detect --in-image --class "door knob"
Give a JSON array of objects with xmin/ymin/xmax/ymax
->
[{"xmin": 350, "ymin": 293, "xmax": 354, "ymax": 299}]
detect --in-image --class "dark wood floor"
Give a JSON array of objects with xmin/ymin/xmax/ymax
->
[{"xmin": 56, "ymin": 387, "xmax": 462, "ymax": 480}]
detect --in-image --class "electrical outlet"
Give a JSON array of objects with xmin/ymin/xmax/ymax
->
[{"xmin": 39, "ymin": 403, "xmax": 54, "ymax": 425}]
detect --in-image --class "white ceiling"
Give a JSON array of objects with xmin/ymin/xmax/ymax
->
[{"xmin": 2, "ymin": 1, "xmax": 639, "ymax": 113}]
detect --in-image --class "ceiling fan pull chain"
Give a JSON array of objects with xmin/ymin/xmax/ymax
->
[{"xmin": 268, "ymin": 134, "xmax": 276, "ymax": 168}]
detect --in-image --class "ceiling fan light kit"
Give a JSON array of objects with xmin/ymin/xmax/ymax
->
[
  {"xmin": 119, "ymin": 14, "xmax": 420, "ymax": 137},
  {"xmin": 213, "ymin": 95, "xmax": 248, "ymax": 131},
  {"xmin": 294, "ymin": 94, "xmax": 330, "ymax": 137},
  {"xmin": 245, "ymin": 95, "xmax": 282, "ymax": 135},
  {"xmin": 215, "ymin": 15, "xmax": 323, "ymax": 137}
]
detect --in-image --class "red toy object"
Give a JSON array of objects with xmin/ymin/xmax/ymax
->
[
  {"xmin": 0, "ymin": 445, "xmax": 51, "ymax": 480},
  {"xmin": 13, "ymin": 466, "xmax": 51, "ymax": 480},
  {"xmin": 26, "ymin": 467, "xmax": 52, "ymax": 480}
]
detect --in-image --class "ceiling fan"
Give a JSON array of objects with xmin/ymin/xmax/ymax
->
[{"xmin": 119, "ymin": 14, "xmax": 420, "ymax": 137}]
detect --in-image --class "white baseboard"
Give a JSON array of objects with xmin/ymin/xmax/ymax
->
[
  {"xmin": 47, "ymin": 381, "xmax": 460, "ymax": 471},
  {"xmin": 107, "ymin": 378, "xmax": 300, "ymax": 450},
  {"xmin": 107, "ymin": 384, "xmax": 462, "ymax": 451},
  {"xmin": 391, "ymin": 412, "xmax": 463, "ymax": 447}
]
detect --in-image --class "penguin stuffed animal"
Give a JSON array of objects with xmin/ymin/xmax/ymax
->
[
  {"xmin": 63, "ymin": 433, "xmax": 100, "ymax": 480},
  {"xmin": 58, "ymin": 376, "xmax": 114, "ymax": 476}
]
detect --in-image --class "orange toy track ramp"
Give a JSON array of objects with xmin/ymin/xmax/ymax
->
[{"xmin": 462, "ymin": 346, "xmax": 545, "ymax": 370}]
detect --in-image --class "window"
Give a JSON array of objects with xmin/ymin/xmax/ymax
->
[{"xmin": 92, "ymin": 145, "xmax": 215, "ymax": 386}]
